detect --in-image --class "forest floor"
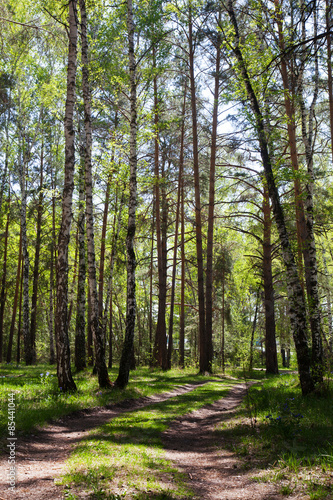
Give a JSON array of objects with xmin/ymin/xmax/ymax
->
[{"xmin": 0, "ymin": 378, "xmax": 312, "ymax": 500}]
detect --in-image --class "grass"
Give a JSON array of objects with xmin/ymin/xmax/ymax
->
[
  {"xmin": 215, "ymin": 372, "xmax": 333, "ymax": 499},
  {"xmin": 3, "ymin": 363, "xmax": 332, "ymax": 498},
  {"xmin": 0, "ymin": 363, "xmax": 220, "ymax": 447},
  {"xmin": 58, "ymin": 380, "xmax": 234, "ymax": 499}
]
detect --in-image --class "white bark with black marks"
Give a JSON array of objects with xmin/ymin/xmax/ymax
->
[{"xmin": 55, "ymin": 0, "xmax": 78, "ymax": 392}]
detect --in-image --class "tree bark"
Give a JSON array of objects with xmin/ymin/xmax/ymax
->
[
  {"xmin": 6, "ymin": 226, "xmax": 21, "ymax": 363},
  {"xmin": 108, "ymin": 285, "xmax": 113, "ymax": 369},
  {"xmin": 226, "ymin": 0, "xmax": 314, "ymax": 395},
  {"xmin": 30, "ymin": 141, "xmax": 45, "ymax": 364},
  {"xmin": 326, "ymin": 0, "xmax": 333, "ymax": 166},
  {"xmin": 75, "ymin": 160, "xmax": 86, "ymax": 371},
  {"xmin": 263, "ymin": 184, "xmax": 279, "ymax": 374},
  {"xmin": 16, "ymin": 260, "xmax": 23, "ymax": 364},
  {"xmin": 206, "ymin": 22, "xmax": 221, "ymax": 370},
  {"xmin": 115, "ymin": 0, "xmax": 137, "ymax": 388},
  {"xmin": 168, "ymin": 83, "xmax": 187, "ymax": 369},
  {"xmin": 19, "ymin": 127, "xmax": 34, "ymax": 366},
  {"xmin": 0, "ymin": 198, "xmax": 10, "ymax": 362},
  {"xmin": 55, "ymin": 0, "xmax": 78, "ymax": 392},
  {"xmin": 153, "ymin": 60, "xmax": 168, "ymax": 370},
  {"xmin": 80, "ymin": 0, "xmax": 111, "ymax": 387},
  {"xmin": 299, "ymin": 0, "xmax": 323, "ymax": 383},
  {"xmin": 189, "ymin": 4, "xmax": 208, "ymax": 373}
]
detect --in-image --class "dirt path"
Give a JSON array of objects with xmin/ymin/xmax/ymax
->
[
  {"xmin": 163, "ymin": 383, "xmax": 286, "ymax": 500},
  {"xmin": 0, "ymin": 381, "xmax": 286, "ymax": 500}
]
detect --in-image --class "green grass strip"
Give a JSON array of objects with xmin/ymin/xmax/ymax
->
[
  {"xmin": 59, "ymin": 380, "xmax": 234, "ymax": 500},
  {"xmin": 0, "ymin": 365, "xmax": 217, "ymax": 442}
]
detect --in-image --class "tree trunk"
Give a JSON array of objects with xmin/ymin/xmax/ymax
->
[
  {"xmin": 87, "ymin": 286, "xmax": 94, "ymax": 366},
  {"xmin": 115, "ymin": 0, "xmax": 137, "ymax": 389},
  {"xmin": 226, "ymin": 0, "xmax": 314, "ymax": 395},
  {"xmin": 221, "ymin": 268, "xmax": 225, "ymax": 373},
  {"xmin": 189, "ymin": 4, "xmax": 208, "ymax": 373},
  {"xmin": 108, "ymin": 285, "xmax": 113, "ymax": 369},
  {"xmin": 80, "ymin": 0, "xmax": 111, "ymax": 388},
  {"xmin": 30, "ymin": 142, "xmax": 45, "ymax": 364},
  {"xmin": 205, "ymin": 13, "xmax": 221, "ymax": 374},
  {"xmin": 7, "ymin": 226, "xmax": 22, "ymax": 363},
  {"xmin": 67, "ymin": 227, "xmax": 79, "ymax": 328},
  {"xmin": 275, "ymin": 0, "xmax": 323, "ymax": 384},
  {"xmin": 19, "ymin": 130, "xmax": 33, "ymax": 366},
  {"xmin": 249, "ymin": 291, "xmax": 259, "ymax": 372},
  {"xmin": 0, "ymin": 198, "xmax": 10, "ymax": 362},
  {"xmin": 169, "ymin": 80, "xmax": 186, "ymax": 370},
  {"xmin": 75, "ymin": 160, "xmax": 86, "ymax": 371},
  {"xmin": 299, "ymin": 1, "xmax": 323, "ymax": 383},
  {"xmin": 55, "ymin": 0, "xmax": 78, "ymax": 392},
  {"xmin": 149, "ymin": 205, "xmax": 154, "ymax": 364},
  {"xmin": 179, "ymin": 156, "xmax": 186, "ymax": 369},
  {"xmin": 102, "ymin": 191, "xmax": 124, "ymax": 335},
  {"xmin": 326, "ymin": 0, "xmax": 333, "ymax": 166},
  {"xmin": 16, "ymin": 260, "xmax": 23, "ymax": 364},
  {"xmin": 49, "ymin": 166, "xmax": 57, "ymax": 365},
  {"xmin": 263, "ymin": 184, "xmax": 279, "ymax": 374},
  {"xmin": 153, "ymin": 60, "xmax": 168, "ymax": 370},
  {"xmin": 49, "ymin": 237, "xmax": 56, "ymax": 365}
]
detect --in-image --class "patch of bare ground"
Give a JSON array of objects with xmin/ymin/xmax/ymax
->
[
  {"xmin": 0, "ymin": 380, "xmax": 311, "ymax": 500},
  {"xmin": 162, "ymin": 383, "xmax": 306, "ymax": 500},
  {"xmin": 0, "ymin": 381, "xmax": 207, "ymax": 500}
]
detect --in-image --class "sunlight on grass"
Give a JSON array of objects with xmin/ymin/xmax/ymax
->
[
  {"xmin": 214, "ymin": 373, "xmax": 333, "ymax": 499},
  {"xmin": 0, "ymin": 364, "xmax": 217, "ymax": 444},
  {"xmin": 59, "ymin": 381, "xmax": 234, "ymax": 499}
]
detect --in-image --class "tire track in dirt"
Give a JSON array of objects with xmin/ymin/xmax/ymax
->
[
  {"xmin": 162, "ymin": 383, "xmax": 286, "ymax": 500},
  {"xmin": 0, "ymin": 380, "xmax": 214, "ymax": 500}
]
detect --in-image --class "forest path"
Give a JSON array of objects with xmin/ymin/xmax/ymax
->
[
  {"xmin": 162, "ymin": 383, "xmax": 287, "ymax": 500},
  {"xmin": 0, "ymin": 380, "xmax": 287, "ymax": 500}
]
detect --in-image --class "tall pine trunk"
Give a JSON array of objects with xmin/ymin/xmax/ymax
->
[
  {"xmin": 168, "ymin": 84, "xmax": 187, "ymax": 369},
  {"xmin": 205, "ymin": 25, "xmax": 221, "ymax": 369},
  {"xmin": 153, "ymin": 62, "xmax": 168, "ymax": 370},
  {"xmin": 30, "ymin": 141, "xmax": 44, "ymax": 364},
  {"xmin": 19, "ymin": 126, "xmax": 33, "ymax": 366},
  {"xmin": 189, "ymin": 4, "xmax": 208, "ymax": 373}
]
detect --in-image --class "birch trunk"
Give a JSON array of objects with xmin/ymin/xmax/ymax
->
[
  {"xmin": 299, "ymin": 1, "xmax": 323, "ymax": 383},
  {"xmin": 80, "ymin": 0, "xmax": 111, "ymax": 387},
  {"xmin": 75, "ymin": 161, "xmax": 86, "ymax": 371},
  {"xmin": 226, "ymin": 0, "xmax": 314, "ymax": 395},
  {"xmin": 55, "ymin": 0, "xmax": 78, "ymax": 392},
  {"xmin": 326, "ymin": 0, "xmax": 333, "ymax": 166},
  {"xmin": 115, "ymin": 0, "xmax": 137, "ymax": 388}
]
